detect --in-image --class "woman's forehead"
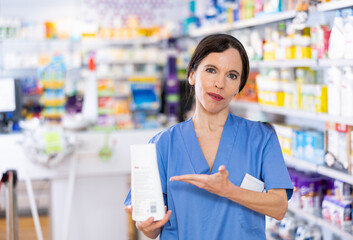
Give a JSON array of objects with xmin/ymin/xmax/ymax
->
[{"xmin": 199, "ymin": 48, "xmax": 242, "ymax": 72}]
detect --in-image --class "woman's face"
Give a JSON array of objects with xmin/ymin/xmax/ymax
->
[{"xmin": 189, "ymin": 47, "xmax": 242, "ymax": 114}]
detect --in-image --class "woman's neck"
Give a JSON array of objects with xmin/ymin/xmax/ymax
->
[{"xmin": 192, "ymin": 105, "xmax": 229, "ymax": 132}]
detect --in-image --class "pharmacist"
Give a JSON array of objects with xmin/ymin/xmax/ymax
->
[{"xmin": 125, "ymin": 34, "xmax": 293, "ymax": 239}]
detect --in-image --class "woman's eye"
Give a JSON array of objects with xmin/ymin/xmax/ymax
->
[
  {"xmin": 206, "ymin": 68, "xmax": 216, "ymax": 74},
  {"xmin": 228, "ymin": 73, "xmax": 237, "ymax": 80}
]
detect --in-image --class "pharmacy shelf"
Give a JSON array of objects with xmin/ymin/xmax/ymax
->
[
  {"xmin": 317, "ymin": 166, "xmax": 353, "ymax": 185},
  {"xmin": 287, "ymin": 205, "xmax": 353, "ymax": 240},
  {"xmin": 230, "ymin": 100, "xmax": 353, "ymax": 126},
  {"xmin": 231, "ymin": 11, "xmax": 297, "ymax": 29},
  {"xmin": 285, "ymin": 156, "xmax": 353, "ymax": 185},
  {"xmin": 251, "ymin": 59, "xmax": 317, "ymax": 68},
  {"xmin": 319, "ymin": 59, "xmax": 353, "ymax": 67},
  {"xmin": 189, "ymin": 23, "xmax": 232, "ymax": 37},
  {"xmin": 189, "ymin": 10, "xmax": 297, "ymax": 37},
  {"xmin": 1, "ymin": 39, "xmax": 78, "ymax": 45},
  {"xmin": 94, "ymin": 60, "xmax": 163, "ymax": 65},
  {"xmin": 1, "ymin": 37, "xmax": 161, "ymax": 48},
  {"xmin": 285, "ymin": 156, "xmax": 318, "ymax": 172},
  {"xmin": 317, "ymin": 0, "xmax": 353, "ymax": 12},
  {"xmin": 81, "ymin": 37, "xmax": 161, "ymax": 47}
]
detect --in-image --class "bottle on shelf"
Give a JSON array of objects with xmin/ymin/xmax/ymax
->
[
  {"xmin": 344, "ymin": 8, "xmax": 353, "ymax": 59},
  {"xmin": 341, "ymin": 67, "xmax": 353, "ymax": 117},
  {"xmin": 82, "ymin": 54, "xmax": 98, "ymax": 125},
  {"xmin": 328, "ymin": 10, "xmax": 345, "ymax": 59},
  {"xmin": 327, "ymin": 66, "xmax": 342, "ymax": 116}
]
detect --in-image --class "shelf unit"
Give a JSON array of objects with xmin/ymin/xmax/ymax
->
[
  {"xmin": 317, "ymin": 0, "xmax": 353, "ymax": 12},
  {"xmin": 251, "ymin": 59, "xmax": 318, "ymax": 68},
  {"xmin": 285, "ymin": 156, "xmax": 353, "ymax": 185},
  {"xmin": 250, "ymin": 58, "xmax": 353, "ymax": 68},
  {"xmin": 231, "ymin": 10, "xmax": 297, "ymax": 29},
  {"xmin": 189, "ymin": 10, "xmax": 297, "ymax": 37},
  {"xmin": 319, "ymin": 59, "xmax": 353, "ymax": 67},
  {"xmin": 230, "ymin": 101, "xmax": 353, "ymax": 126},
  {"xmin": 287, "ymin": 205, "xmax": 353, "ymax": 240},
  {"xmin": 94, "ymin": 60, "xmax": 163, "ymax": 65}
]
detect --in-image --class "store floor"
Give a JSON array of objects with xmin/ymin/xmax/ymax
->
[{"xmin": 0, "ymin": 215, "xmax": 50, "ymax": 240}]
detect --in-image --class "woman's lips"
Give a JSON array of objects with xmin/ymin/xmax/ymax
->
[{"xmin": 207, "ymin": 92, "xmax": 224, "ymax": 101}]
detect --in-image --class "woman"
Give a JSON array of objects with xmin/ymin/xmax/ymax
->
[{"xmin": 125, "ymin": 34, "xmax": 293, "ymax": 239}]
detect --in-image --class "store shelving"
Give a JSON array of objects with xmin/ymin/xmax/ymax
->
[
  {"xmin": 1, "ymin": 37, "xmax": 161, "ymax": 47},
  {"xmin": 287, "ymin": 205, "xmax": 353, "ymax": 240},
  {"xmin": 230, "ymin": 100, "xmax": 353, "ymax": 126},
  {"xmin": 251, "ymin": 59, "xmax": 353, "ymax": 69},
  {"xmin": 316, "ymin": 0, "xmax": 353, "ymax": 12},
  {"xmin": 81, "ymin": 37, "xmax": 161, "ymax": 47},
  {"xmin": 231, "ymin": 10, "xmax": 297, "ymax": 29},
  {"xmin": 318, "ymin": 59, "xmax": 353, "ymax": 67},
  {"xmin": 284, "ymin": 156, "xmax": 353, "ymax": 185},
  {"xmin": 94, "ymin": 60, "xmax": 163, "ymax": 65},
  {"xmin": 189, "ymin": 10, "xmax": 297, "ymax": 37},
  {"xmin": 285, "ymin": 156, "xmax": 318, "ymax": 172},
  {"xmin": 189, "ymin": 23, "xmax": 232, "ymax": 38},
  {"xmin": 251, "ymin": 59, "xmax": 317, "ymax": 68}
]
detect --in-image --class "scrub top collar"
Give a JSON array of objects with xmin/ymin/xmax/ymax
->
[{"xmin": 180, "ymin": 112, "xmax": 239, "ymax": 175}]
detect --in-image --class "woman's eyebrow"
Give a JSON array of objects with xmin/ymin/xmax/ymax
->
[
  {"xmin": 229, "ymin": 69, "xmax": 240, "ymax": 76},
  {"xmin": 204, "ymin": 64, "xmax": 218, "ymax": 69}
]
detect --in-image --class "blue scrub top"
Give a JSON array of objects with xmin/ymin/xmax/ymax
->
[{"xmin": 125, "ymin": 113, "xmax": 293, "ymax": 240}]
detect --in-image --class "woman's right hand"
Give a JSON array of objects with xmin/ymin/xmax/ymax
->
[{"xmin": 125, "ymin": 205, "xmax": 172, "ymax": 239}]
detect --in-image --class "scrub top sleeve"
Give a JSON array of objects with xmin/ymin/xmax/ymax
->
[
  {"xmin": 261, "ymin": 131, "xmax": 293, "ymax": 200},
  {"xmin": 124, "ymin": 190, "xmax": 132, "ymax": 206}
]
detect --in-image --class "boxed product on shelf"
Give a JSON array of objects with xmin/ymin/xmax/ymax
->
[
  {"xmin": 295, "ymin": 225, "xmax": 322, "ymax": 240},
  {"xmin": 325, "ymin": 123, "xmax": 353, "ymax": 174},
  {"xmin": 234, "ymin": 71, "xmax": 258, "ymax": 102},
  {"xmin": 282, "ymin": 81, "xmax": 298, "ymax": 110},
  {"xmin": 322, "ymin": 195, "xmax": 352, "ymax": 232},
  {"xmin": 288, "ymin": 168, "xmax": 302, "ymax": 209},
  {"xmin": 129, "ymin": 76, "xmax": 160, "ymax": 129},
  {"xmin": 351, "ymin": 130, "xmax": 353, "ymax": 175},
  {"xmin": 256, "ymin": 70, "xmax": 285, "ymax": 107},
  {"xmin": 298, "ymin": 174, "xmax": 322, "ymax": 215},
  {"xmin": 288, "ymin": 169, "xmax": 336, "ymax": 212},
  {"xmin": 274, "ymin": 124, "xmax": 294, "ymax": 156},
  {"xmin": 311, "ymin": 25, "xmax": 331, "ymax": 60},
  {"xmin": 334, "ymin": 180, "xmax": 353, "ymax": 201},
  {"xmin": 278, "ymin": 215, "xmax": 307, "ymax": 240},
  {"xmin": 38, "ymin": 54, "xmax": 66, "ymax": 121},
  {"xmin": 303, "ymin": 131, "xmax": 325, "ymax": 165},
  {"xmin": 291, "ymin": 129, "xmax": 325, "ymax": 165}
]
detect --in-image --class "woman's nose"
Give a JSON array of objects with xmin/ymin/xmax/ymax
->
[{"xmin": 214, "ymin": 77, "xmax": 225, "ymax": 89}]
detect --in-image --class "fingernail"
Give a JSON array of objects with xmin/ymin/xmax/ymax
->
[
  {"xmin": 149, "ymin": 217, "xmax": 154, "ymax": 222},
  {"xmin": 169, "ymin": 177, "xmax": 174, "ymax": 181}
]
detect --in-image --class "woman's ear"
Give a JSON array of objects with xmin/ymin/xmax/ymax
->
[{"xmin": 188, "ymin": 71, "xmax": 195, "ymax": 86}]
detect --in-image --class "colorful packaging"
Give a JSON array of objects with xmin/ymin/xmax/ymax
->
[
  {"xmin": 303, "ymin": 131, "xmax": 325, "ymax": 165},
  {"xmin": 325, "ymin": 123, "xmax": 353, "ymax": 173},
  {"xmin": 334, "ymin": 180, "xmax": 353, "ymax": 201},
  {"xmin": 298, "ymin": 175, "xmax": 322, "ymax": 215}
]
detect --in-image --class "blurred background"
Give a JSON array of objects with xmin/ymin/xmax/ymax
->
[{"xmin": 0, "ymin": 0, "xmax": 353, "ymax": 240}]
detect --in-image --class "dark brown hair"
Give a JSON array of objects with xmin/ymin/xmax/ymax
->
[{"xmin": 187, "ymin": 34, "xmax": 249, "ymax": 93}]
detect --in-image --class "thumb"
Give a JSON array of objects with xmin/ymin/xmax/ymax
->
[{"xmin": 218, "ymin": 165, "xmax": 228, "ymax": 177}]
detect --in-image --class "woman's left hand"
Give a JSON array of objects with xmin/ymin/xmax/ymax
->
[{"xmin": 170, "ymin": 165, "xmax": 231, "ymax": 197}]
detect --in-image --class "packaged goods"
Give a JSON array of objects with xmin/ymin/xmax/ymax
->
[{"xmin": 325, "ymin": 123, "xmax": 353, "ymax": 173}]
